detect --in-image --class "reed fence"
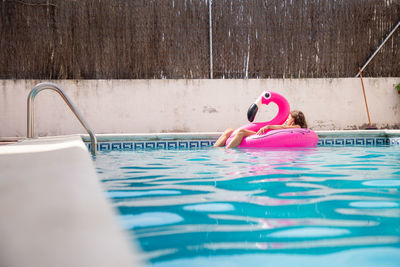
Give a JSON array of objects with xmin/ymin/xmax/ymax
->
[{"xmin": 1, "ymin": 0, "xmax": 399, "ymax": 79}]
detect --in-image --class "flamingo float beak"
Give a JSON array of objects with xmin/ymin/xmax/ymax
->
[
  {"xmin": 247, "ymin": 91, "xmax": 271, "ymax": 122},
  {"xmin": 247, "ymin": 103, "xmax": 258, "ymax": 122}
]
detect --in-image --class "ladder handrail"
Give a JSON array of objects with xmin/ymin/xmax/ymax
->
[{"xmin": 27, "ymin": 82, "xmax": 97, "ymax": 155}]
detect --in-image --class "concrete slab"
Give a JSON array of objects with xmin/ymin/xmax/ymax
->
[{"xmin": 0, "ymin": 136, "xmax": 141, "ymax": 267}]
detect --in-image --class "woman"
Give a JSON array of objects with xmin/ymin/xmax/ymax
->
[{"xmin": 214, "ymin": 110, "xmax": 308, "ymax": 149}]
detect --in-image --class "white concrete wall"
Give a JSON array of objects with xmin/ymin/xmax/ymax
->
[{"xmin": 1, "ymin": 78, "xmax": 399, "ymax": 137}]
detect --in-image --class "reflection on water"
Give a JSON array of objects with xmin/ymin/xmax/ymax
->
[{"xmin": 95, "ymin": 146, "xmax": 400, "ymax": 266}]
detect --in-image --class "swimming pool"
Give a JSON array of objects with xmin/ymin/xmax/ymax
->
[{"xmin": 95, "ymin": 145, "xmax": 400, "ymax": 267}]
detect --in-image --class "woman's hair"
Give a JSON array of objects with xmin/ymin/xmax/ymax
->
[{"xmin": 290, "ymin": 110, "xmax": 307, "ymax": 128}]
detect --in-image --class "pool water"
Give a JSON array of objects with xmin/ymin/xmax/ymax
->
[{"xmin": 95, "ymin": 146, "xmax": 400, "ymax": 267}]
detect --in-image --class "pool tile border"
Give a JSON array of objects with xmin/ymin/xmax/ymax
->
[
  {"xmin": 88, "ymin": 140, "xmax": 217, "ymax": 151},
  {"xmin": 83, "ymin": 131, "xmax": 400, "ymax": 151},
  {"xmin": 317, "ymin": 137, "xmax": 390, "ymax": 146},
  {"xmin": 86, "ymin": 137, "xmax": 400, "ymax": 152}
]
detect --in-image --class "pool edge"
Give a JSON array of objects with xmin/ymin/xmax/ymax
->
[
  {"xmin": 80, "ymin": 130, "xmax": 400, "ymax": 150},
  {"xmin": 0, "ymin": 135, "xmax": 142, "ymax": 267}
]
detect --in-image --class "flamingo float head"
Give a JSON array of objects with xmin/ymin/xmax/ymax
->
[{"xmin": 247, "ymin": 91, "xmax": 290, "ymax": 125}]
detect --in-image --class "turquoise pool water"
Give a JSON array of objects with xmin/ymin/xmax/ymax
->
[{"xmin": 95, "ymin": 146, "xmax": 400, "ymax": 267}]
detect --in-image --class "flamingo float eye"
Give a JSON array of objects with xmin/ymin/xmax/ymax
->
[{"xmin": 264, "ymin": 92, "xmax": 271, "ymax": 99}]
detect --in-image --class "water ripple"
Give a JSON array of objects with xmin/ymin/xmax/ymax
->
[{"xmin": 94, "ymin": 146, "xmax": 400, "ymax": 265}]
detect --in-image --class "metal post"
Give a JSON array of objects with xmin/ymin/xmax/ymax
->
[
  {"xmin": 356, "ymin": 20, "xmax": 400, "ymax": 77},
  {"xmin": 209, "ymin": 0, "xmax": 213, "ymax": 79}
]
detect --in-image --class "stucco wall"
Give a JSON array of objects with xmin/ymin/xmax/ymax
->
[{"xmin": 1, "ymin": 78, "xmax": 399, "ymax": 137}]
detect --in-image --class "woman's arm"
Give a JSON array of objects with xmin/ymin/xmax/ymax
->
[{"xmin": 256, "ymin": 124, "xmax": 300, "ymax": 135}]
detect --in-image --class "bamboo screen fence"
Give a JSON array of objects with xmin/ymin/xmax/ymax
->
[{"xmin": 1, "ymin": 0, "xmax": 399, "ymax": 79}]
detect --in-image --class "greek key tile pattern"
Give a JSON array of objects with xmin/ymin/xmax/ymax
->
[
  {"xmin": 87, "ymin": 140, "xmax": 216, "ymax": 152},
  {"xmin": 86, "ymin": 137, "xmax": 398, "ymax": 151},
  {"xmin": 317, "ymin": 137, "xmax": 389, "ymax": 146}
]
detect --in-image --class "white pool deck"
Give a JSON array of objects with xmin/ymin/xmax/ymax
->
[
  {"xmin": 0, "ymin": 130, "xmax": 399, "ymax": 267},
  {"xmin": 0, "ymin": 136, "xmax": 142, "ymax": 267}
]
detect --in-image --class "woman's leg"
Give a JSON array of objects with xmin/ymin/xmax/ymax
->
[
  {"xmin": 213, "ymin": 128, "xmax": 235, "ymax": 147},
  {"xmin": 226, "ymin": 129, "xmax": 255, "ymax": 149}
]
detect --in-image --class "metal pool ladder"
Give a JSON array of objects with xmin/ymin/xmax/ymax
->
[{"xmin": 27, "ymin": 82, "xmax": 97, "ymax": 155}]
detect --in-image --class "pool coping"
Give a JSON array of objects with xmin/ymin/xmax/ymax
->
[
  {"xmin": 0, "ymin": 136, "xmax": 142, "ymax": 267},
  {"xmin": 80, "ymin": 130, "xmax": 400, "ymax": 141}
]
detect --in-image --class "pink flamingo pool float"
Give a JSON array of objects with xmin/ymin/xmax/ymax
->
[{"xmin": 225, "ymin": 91, "xmax": 318, "ymax": 148}]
